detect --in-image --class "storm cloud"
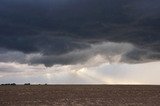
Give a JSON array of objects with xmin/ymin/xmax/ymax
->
[
  {"xmin": 0, "ymin": 0, "xmax": 160, "ymax": 85},
  {"xmin": 0, "ymin": 0, "xmax": 160, "ymax": 67}
]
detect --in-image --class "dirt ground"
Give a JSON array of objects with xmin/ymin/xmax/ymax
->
[{"xmin": 0, "ymin": 85, "xmax": 160, "ymax": 106}]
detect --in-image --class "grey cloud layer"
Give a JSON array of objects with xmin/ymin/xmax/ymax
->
[
  {"xmin": 0, "ymin": 0, "xmax": 160, "ymax": 66},
  {"xmin": 0, "ymin": 42, "xmax": 158, "ymax": 67}
]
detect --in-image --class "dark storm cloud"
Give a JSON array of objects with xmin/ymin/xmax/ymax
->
[{"xmin": 0, "ymin": 0, "xmax": 160, "ymax": 66}]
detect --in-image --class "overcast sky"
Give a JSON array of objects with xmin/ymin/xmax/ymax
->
[{"xmin": 0, "ymin": 0, "xmax": 160, "ymax": 84}]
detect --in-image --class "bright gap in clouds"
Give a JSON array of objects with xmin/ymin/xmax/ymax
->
[
  {"xmin": 0, "ymin": 42, "xmax": 160, "ymax": 84},
  {"xmin": 0, "ymin": 59, "xmax": 160, "ymax": 85}
]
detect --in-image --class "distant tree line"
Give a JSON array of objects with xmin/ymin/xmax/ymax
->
[
  {"xmin": 0, "ymin": 83, "xmax": 30, "ymax": 86},
  {"xmin": 1, "ymin": 83, "xmax": 48, "ymax": 86},
  {"xmin": 24, "ymin": 83, "xmax": 31, "ymax": 85},
  {"xmin": 1, "ymin": 83, "xmax": 16, "ymax": 86}
]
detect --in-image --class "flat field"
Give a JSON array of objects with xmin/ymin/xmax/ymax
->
[{"xmin": 0, "ymin": 85, "xmax": 160, "ymax": 106}]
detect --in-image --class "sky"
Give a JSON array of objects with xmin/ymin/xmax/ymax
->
[{"xmin": 0, "ymin": 0, "xmax": 160, "ymax": 84}]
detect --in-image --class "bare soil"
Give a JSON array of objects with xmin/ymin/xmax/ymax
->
[{"xmin": 0, "ymin": 85, "xmax": 160, "ymax": 106}]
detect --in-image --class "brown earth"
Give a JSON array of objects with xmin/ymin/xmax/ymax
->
[{"xmin": 0, "ymin": 85, "xmax": 160, "ymax": 106}]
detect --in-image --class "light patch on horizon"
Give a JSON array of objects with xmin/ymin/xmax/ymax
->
[{"xmin": 0, "ymin": 60, "xmax": 160, "ymax": 84}]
